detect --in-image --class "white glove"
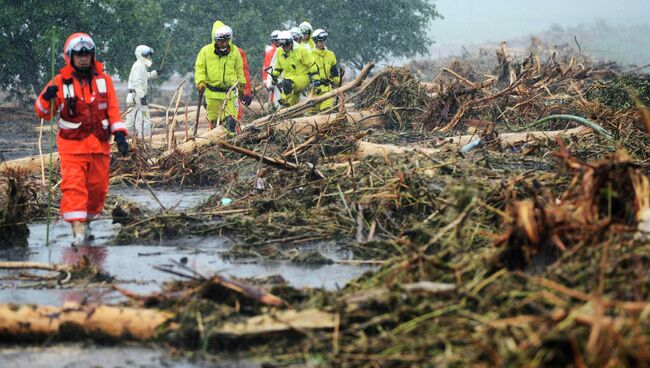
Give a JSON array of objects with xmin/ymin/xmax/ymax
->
[
  {"xmin": 126, "ymin": 92, "xmax": 135, "ymax": 107},
  {"xmin": 265, "ymin": 76, "xmax": 273, "ymax": 90}
]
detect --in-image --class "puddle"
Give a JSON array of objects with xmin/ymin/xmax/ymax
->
[
  {"xmin": 0, "ymin": 344, "xmax": 258, "ymax": 368},
  {"xmin": 0, "ymin": 186, "xmax": 375, "ymax": 306},
  {"xmin": 110, "ymin": 188, "xmax": 216, "ymax": 211}
]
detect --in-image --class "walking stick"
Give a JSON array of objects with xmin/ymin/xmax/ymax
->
[
  {"xmin": 46, "ymin": 32, "xmax": 57, "ymax": 246},
  {"xmin": 192, "ymin": 88, "xmax": 205, "ymax": 138}
]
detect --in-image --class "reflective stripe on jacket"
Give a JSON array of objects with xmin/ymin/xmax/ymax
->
[
  {"xmin": 35, "ymin": 61, "xmax": 125, "ymax": 155},
  {"xmin": 239, "ymin": 48, "xmax": 252, "ymax": 96}
]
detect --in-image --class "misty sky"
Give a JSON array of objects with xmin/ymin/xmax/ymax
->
[{"xmin": 430, "ymin": 0, "xmax": 649, "ymax": 45}]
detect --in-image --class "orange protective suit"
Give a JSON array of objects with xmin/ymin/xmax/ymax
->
[
  {"xmin": 237, "ymin": 48, "xmax": 252, "ymax": 120},
  {"xmin": 35, "ymin": 33, "xmax": 126, "ymax": 223}
]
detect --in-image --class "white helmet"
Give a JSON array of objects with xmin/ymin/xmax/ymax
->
[
  {"xmin": 299, "ymin": 21, "xmax": 313, "ymax": 35},
  {"xmin": 135, "ymin": 45, "xmax": 154, "ymax": 58},
  {"xmin": 277, "ymin": 31, "xmax": 293, "ymax": 47},
  {"xmin": 213, "ymin": 25, "xmax": 233, "ymax": 41},
  {"xmin": 289, "ymin": 27, "xmax": 302, "ymax": 41},
  {"xmin": 312, "ymin": 29, "xmax": 328, "ymax": 42},
  {"xmin": 270, "ymin": 30, "xmax": 281, "ymax": 42}
]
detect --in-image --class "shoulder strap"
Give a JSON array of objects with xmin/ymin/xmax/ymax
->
[{"xmin": 62, "ymin": 78, "xmax": 77, "ymax": 116}]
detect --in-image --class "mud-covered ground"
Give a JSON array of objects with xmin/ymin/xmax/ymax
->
[
  {"xmin": 1, "ymin": 50, "xmax": 649, "ymax": 366},
  {"xmin": 0, "ymin": 106, "xmax": 46, "ymax": 161}
]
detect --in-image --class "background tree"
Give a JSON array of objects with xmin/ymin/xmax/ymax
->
[
  {"xmin": 1, "ymin": 0, "xmax": 440, "ymax": 101},
  {"xmin": 298, "ymin": 0, "xmax": 441, "ymax": 69},
  {"xmin": 0, "ymin": 0, "xmax": 165, "ymax": 102},
  {"xmin": 160, "ymin": 0, "xmax": 440, "ymax": 78}
]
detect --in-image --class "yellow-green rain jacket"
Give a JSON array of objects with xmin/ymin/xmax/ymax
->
[
  {"xmin": 301, "ymin": 38, "xmax": 316, "ymax": 52},
  {"xmin": 194, "ymin": 21, "xmax": 246, "ymax": 100},
  {"xmin": 312, "ymin": 48, "xmax": 340, "ymax": 86},
  {"xmin": 272, "ymin": 42, "xmax": 319, "ymax": 81}
]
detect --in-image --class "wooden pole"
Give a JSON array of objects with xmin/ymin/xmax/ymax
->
[{"xmin": 0, "ymin": 304, "xmax": 172, "ymax": 341}]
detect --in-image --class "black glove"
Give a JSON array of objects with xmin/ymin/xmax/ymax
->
[
  {"xmin": 156, "ymin": 69, "xmax": 163, "ymax": 77},
  {"xmin": 240, "ymin": 94, "xmax": 253, "ymax": 106},
  {"xmin": 310, "ymin": 80, "xmax": 321, "ymax": 90},
  {"xmin": 42, "ymin": 86, "xmax": 59, "ymax": 101},
  {"xmin": 114, "ymin": 131, "xmax": 129, "ymax": 156},
  {"xmin": 281, "ymin": 79, "xmax": 294, "ymax": 95}
]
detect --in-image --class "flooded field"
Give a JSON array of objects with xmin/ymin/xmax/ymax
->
[
  {"xmin": 0, "ymin": 189, "xmax": 373, "ymax": 367},
  {"xmin": 0, "ymin": 344, "xmax": 258, "ymax": 368},
  {"xmin": 0, "ymin": 189, "xmax": 375, "ymax": 303}
]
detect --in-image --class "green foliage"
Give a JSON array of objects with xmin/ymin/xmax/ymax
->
[
  {"xmin": 0, "ymin": 0, "xmax": 440, "ymax": 100},
  {"xmin": 299, "ymin": 0, "xmax": 442, "ymax": 69},
  {"xmin": 0, "ymin": 0, "xmax": 164, "ymax": 102}
]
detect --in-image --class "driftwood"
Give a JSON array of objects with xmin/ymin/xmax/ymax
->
[
  {"xmin": 0, "ymin": 304, "xmax": 172, "ymax": 341},
  {"xmin": 168, "ymin": 109, "xmax": 382, "ymax": 157},
  {"xmin": 0, "ymin": 261, "xmax": 71, "ymax": 272},
  {"xmin": 214, "ymin": 139, "xmax": 298, "ymax": 171},
  {"xmin": 353, "ymin": 126, "xmax": 592, "ymax": 159},
  {"xmin": 214, "ymin": 309, "xmax": 334, "ymax": 337},
  {"xmin": 154, "ymin": 264, "xmax": 285, "ymax": 307}
]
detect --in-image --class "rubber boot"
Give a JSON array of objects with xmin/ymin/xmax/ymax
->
[
  {"xmin": 224, "ymin": 116, "xmax": 239, "ymax": 137},
  {"xmin": 71, "ymin": 221, "xmax": 87, "ymax": 246},
  {"xmin": 85, "ymin": 222, "xmax": 95, "ymax": 241}
]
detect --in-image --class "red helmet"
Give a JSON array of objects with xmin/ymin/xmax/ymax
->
[{"xmin": 63, "ymin": 32, "xmax": 96, "ymax": 64}]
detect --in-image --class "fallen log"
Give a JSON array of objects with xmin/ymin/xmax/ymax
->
[
  {"xmin": 253, "ymin": 63, "xmax": 374, "ymax": 126},
  {"xmin": 0, "ymin": 261, "xmax": 71, "ymax": 272},
  {"xmin": 1, "ymin": 152, "xmax": 59, "ymax": 175},
  {"xmin": 0, "ymin": 304, "xmax": 173, "ymax": 341},
  {"xmin": 353, "ymin": 126, "xmax": 592, "ymax": 159},
  {"xmin": 168, "ymin": 109, "xmax": 383, "ymax": 156},
  {"xmin": 214, "ymin": 139, "xmax": 298, "ymax": 171}
]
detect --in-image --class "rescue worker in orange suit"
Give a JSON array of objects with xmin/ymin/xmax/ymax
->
[
  {"xmin": 35, "ymin": 33, "xmax": 128, "ymax": 246},
  {"xmin": 264, "ymin": 30, "xmax": 281, "ymax": 110},
  {"xmin": 236, "ymin": 45, "xmax": 253, "ymax": 121}
]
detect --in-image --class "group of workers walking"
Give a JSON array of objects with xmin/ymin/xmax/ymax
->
[
  {"xmin": 34, "ymin": 20, "xmax": 339, "ymax": 245},
  {"xmin": 263, "ymin": 22, "xmax": 340, "ymax": 113},
  {"xmin": 197, "ymin": 20, "xmax": 340, "ymax": 136}
]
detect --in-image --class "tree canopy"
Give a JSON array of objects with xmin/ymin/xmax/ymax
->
[
  {"xmin": 0, "ymin": 0, "xmax": 440, "ymax": 101},
  {"xmin": 0, "ymin": 0, "xmax": 164, "ymax": 101}
]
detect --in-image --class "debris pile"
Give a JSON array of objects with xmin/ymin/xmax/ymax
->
[{"xmin": 1, "ymin": 43, "xmax": 649, "ymax": 366}]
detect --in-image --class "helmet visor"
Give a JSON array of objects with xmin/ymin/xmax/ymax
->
[
  {"xmin": 278, "ymin": 39, "xmax": 292, "ymax": 47},
  {"xmin": 69, "ymin": 39, "xmax": 95, "ymax": 54}
]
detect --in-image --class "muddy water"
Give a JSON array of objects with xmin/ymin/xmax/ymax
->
[
  {"xmin": 0, "ymin": 188, "xmax": 372, "ymax": 366},
  {"xmin": 0, "ymin": 189, "xmax": 374, "ymax": 305},
  {"xmin": 0, "ymin": 344, "xmax": 258, "ymax": 368}
]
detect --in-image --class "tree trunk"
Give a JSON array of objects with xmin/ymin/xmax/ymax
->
[{"xmin": 0, "ymin": 304, "xmax": 172, "ymax": 341}]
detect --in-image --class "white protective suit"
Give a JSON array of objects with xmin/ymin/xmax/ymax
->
[
  {"xmin": 125, "ymin": 45, "xmax": 158, "ymax": 139},
  {"xmin": 264, "ymin": 45, "xmax": 281, "ymax": 109}
]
